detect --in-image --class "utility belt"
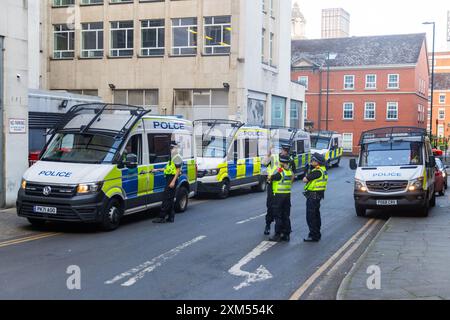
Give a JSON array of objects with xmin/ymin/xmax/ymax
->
[{"xmin": 303, "ymin": 191, "xmax": 324, "ymax": 200}]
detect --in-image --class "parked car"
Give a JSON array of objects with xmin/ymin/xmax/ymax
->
[
  {"xmin": 435, "ymin": 164, "xmax": 446, "ymax": 196},
  {"xmin": 435, "ymin": 158, "xmax": 447, "ymax": 190}
]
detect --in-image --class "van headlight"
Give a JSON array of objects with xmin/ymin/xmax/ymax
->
[
  {"xmin": 204, "ymin": 169, "xmax": 219, "ymax": 176},
  {"xmin": 21, "ymin": 179, "xmax": 27, "ymax": 189},
  {"xmin": 408, "ymin": 177, "xmax": 424, "ymax": 191},
  {"xmin": 355, "ymin": 179, "xmax": 367, "ymax": 192},
  {"xmin": 77, "ymin": 182, "xmax": 103, "ymax": 195}
]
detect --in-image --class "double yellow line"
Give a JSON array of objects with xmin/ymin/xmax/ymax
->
[{"xmin": 0, "ymin": 232, "xmax": 60, "ymax": 249}]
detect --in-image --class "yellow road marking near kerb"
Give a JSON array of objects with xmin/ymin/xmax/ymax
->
[
  {"xmin": 289, "ymin": 218, "xmax": 379, "ymax": 300},
  {"xmin": 0, "ymin": 232, "xmax": 60, "ymax": 248}
]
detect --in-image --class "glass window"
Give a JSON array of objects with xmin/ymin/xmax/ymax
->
[
  {"xmin": 172, "ymin": 18, "xmax": 197, "ymax": 56},
  {"xmin": 245, "ymin": 138, "xmax": 259, "ymax": 158},
  {"xmin": 269, "ymin": 32, "xmax": 274, "ymax": 66},
  {"xmin": 53, "ymin": 0, "xmax": 74, "ymax": 6},
  {"xmin": 204, "ymin": 16, "xmax": 231, "ymax": 55},
  {"xmin": 81, "ymin": 22, "xmax": 103, "ymax": 58},
  {"xmin": 439, "ymin": 94, "xmax": 446, "ymax": 104},
  {"xmin": 110, "ymin": 21, "xmax": 133, "ymax": 57},
  {"xmin": 344, "ymin": 75, "xmax": 354, "ymax": 89},
  {"xmin": 113, "ymin": 89, "xmax": 158, "ymax": 109},
  {"xmin": 41, "ymin": 133, "xmax": 119, "ymax": 164},
  {"xmin": 360, "ymin": 141, "xmax": 423, "ymax": 167},
  {"xmin": 80, "ymin": 0, "xmax": 103, "ymax": 4},
  {"xmin": 387, "ymin": 102, "xmax": 398, "ymax": 120},
  {"xmin": 53, "ymin": 24, "xmax": 75, "ymax": 59},
  {"xmin": 148, "ymin": 134, "xmax": 171, "ymax": 163},
  {"xmin": 365, "ymin": 74, "xmax": 376, "ymax": 89},
  {"xmin": 141, "ymin": 19, "xmax": 165, "ymax": 56},
  {"xmin": 343, "ymin": 103, "xmax": 354, "ymax": 119},
  {"xmin": 298, "ymin": 76, "xmax": 308, "ymax": 89},
  {"xmin": 364, "ymin": 102, "xmax": 376, "ymax": 120},
  {"xmin": 311, "ymin": 137, "xmax": 330, "ymax": 149},
  {"xmin": 261, "ymin": 28, "xmax": 265, "ymax": 62},
  {"xmin": 439, "ymin": 108, "xmax": 445, "ymax": 120},
  {"xmin": 122, "ymin": 134, "xmax": 142, "ymax": 164},
  {"xmin": 388, "ymin": 74, "xmax": 399, "ymax": 89},
  {"xmin": 342, "ymin": 133, "xmax": 353, "ymax": 152}
]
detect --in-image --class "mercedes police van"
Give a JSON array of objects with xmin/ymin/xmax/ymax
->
[
  {"xmin": 17, "ymin": 103, "xmax": 197, "ymax": 230},
  {"xmin": 195, "ymin": 120, "xmax": 269, "ymax": 198},
  {"xmin": 350, "ymin": 127, "xmax": 436, "ymax": 217},
  {"xmin": 310, "ymin": 131, "xmax": 343, "ymax": 168},
  {"xmin": 268, "ymin": 126, "xmax": 311, "ymax": 178}
]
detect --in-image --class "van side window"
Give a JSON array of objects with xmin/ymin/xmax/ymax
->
[
  {"xmin": 123, "ymin": 134, "xmax": 142, "ymax": 164},
  {"xmin": 297, "ymin": 140, "xmax": 305, "ymax": 154},
  {"xmin": 245, "ymin": 138, "xmax": 258, "ymax": 158},
  {"xmin": 148, "ymin": 134, "xmax": 171, "ymax": 163}
]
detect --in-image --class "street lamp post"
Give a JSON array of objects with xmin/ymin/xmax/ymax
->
[
  {"xmin": 423, "ymin": 21, "xmax": 435, "ymax": 140},
  {"xmin": 325, "ymin": 52, "xmax": 337, "ymax": 131}
]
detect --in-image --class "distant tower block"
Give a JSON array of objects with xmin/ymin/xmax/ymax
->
[
  {"xmin": 321, "ymin": 8, "xmax": 350, "ymax": 39},
  {"xmin": 292, "ymin": 0, "xmax": 307, "ymax": 40}
]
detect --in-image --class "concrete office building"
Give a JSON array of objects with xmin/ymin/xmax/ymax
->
[
  {"xmin": 0, "ymin": 0, "xmax": 30, "ymax": 207},
  {"xmin": 321, "ymin": 8, "xmax": 350, "ymax": 39},
  {"xmin": 43, "ymin": 0, "xmax": 305, "ymax": 128}
]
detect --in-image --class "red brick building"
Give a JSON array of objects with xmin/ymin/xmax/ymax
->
[{"xmin": 291, "ymin": 34, "xmax": 429, "ymax": 154}]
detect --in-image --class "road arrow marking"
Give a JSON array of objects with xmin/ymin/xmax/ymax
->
[
  {"xmin": 228, "ymin": 241, "xmax": 276, "ymax": 290},
  {"xmin": 105, "ymin": 235, "xmax": 206, "ymax": 287}
]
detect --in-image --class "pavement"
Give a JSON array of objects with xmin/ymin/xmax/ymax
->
[
  {"xmin": 0, "ymin": 158, "xmax": 386, "ymax": 300},
  {"xmin": 338, "ymin": 191, "xmax": 450, "ymax": 300}
]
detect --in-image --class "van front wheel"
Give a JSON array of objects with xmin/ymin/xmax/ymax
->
[{"xmin": 100, "ymin": 199, "xmax": 122, "ymax": 231}]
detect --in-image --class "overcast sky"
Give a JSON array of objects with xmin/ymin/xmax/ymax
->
[{"xmin": 298, "ymin": 0, "xmax": 450, "ymax": 51}]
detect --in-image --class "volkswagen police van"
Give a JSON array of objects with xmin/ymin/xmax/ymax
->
[
  {"xmin": 268, "ymin": 126, "xmax": 311, "ymax": 178},
  {"xmin": 310, "ymin": 131, "xmax": 343, "ymax": 168},
  {"xmin": 17, "ymin": 103, "xmax": 197, "ymax": 230},
  {"xmin": 195, "ymin": 120, "xmax": 269, "ymax": 198},
  {"xmin": 350, "ymin": 127, "xmax": 436, "ymax": 217}
]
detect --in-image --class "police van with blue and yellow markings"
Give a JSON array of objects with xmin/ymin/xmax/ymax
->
[
  {"xmin": 17, "ymin": 103, "xmax": 197, "ymax": 230},
  {"xmin": 268, "ymin": 127, "xmax": 311, "ymax": 178},
  {"xmin": 195, "ymin": 120, "xmax": 269, "ymax": 198},
  {"xmin": 310, "ymin": 131, "xmax": 343, "ymax": 168}
]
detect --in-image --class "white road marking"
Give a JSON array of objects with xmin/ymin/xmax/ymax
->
[
  {"xmin": 105, "ymin": 235, "xmax": 206, "ymax": 287},
  {"xmin": 228, "ymin": 241, "xmax": 277, "ymax": 290},
  {"xmin": 236, "ymin": 213, "xmax": 266, "ymax": 225},
  {"xmin": 289, "ymin": 219, "xmax": 377, "ymax": 300}
]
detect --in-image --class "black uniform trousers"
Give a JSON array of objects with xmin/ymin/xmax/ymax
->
[
  {"xmin": 272, "ymin": 194, "xmax": 291, "ymax": 236},
  {"xmin": 160, "ymin": 175, "xmax": 176, "ymax": 221},
  {"xmin": 265, "ymin": 183, "xmax": 274, "ymax": 225},
  {"xmin": 306, "ymin": 195, "xmax": 322, "ymax": 240}
]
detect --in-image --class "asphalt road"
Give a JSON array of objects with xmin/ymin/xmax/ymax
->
[{"xmin": 0, "ymin": 159, "xmax": 384, "ymax": 300}]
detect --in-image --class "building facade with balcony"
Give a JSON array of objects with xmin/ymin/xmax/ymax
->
[
  {"xmin": 291, "ymin": 33, "xmax": 429, "ymax": 154},
  {"xmin": 43, "ymin": 0, "xmax": 304, "ymax": 128}
]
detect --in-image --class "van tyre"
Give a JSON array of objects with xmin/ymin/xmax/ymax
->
[
  {"xmin": 100, "ymin": 199, "xmax": 122, "ymax": 231},
  {"xmin": 252, "ymin": 177, "xmax": 267, "ymax": 192},
  {"xmin": 355, "ymin": 204, "xmax": 366, "ymax": 217},
  {"xmin": 419, "ymin": 203, "xmax": 429, "ymax": 217},
  {"xmin": 174, "ymin": 186, "xmax": 189, "ymax": 213},
  {"xmin": 218, "ymin": 180, "xmax": 230, "ymax": 199},
  {"xmin": 27, "ymin": 218, "xmax": 46, "ymax": 228},
  {"xmin": 333, "ymin": 158, "xmax": 341, "ymax": 167},
  {"xmin": 430, "ymin": 191, "xmax": 436, "ymax": 207}
]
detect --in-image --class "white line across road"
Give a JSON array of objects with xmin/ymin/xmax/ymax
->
[
  {"xmin": 289, "ymin": 219, "xmax": 379, "ymax": 300},
  {"xmin": 105, "ymin": 235, "xmax": 206, "ymax": 287},
  {"xmin": 228, "ymin": 241, "xmax": 277, "ymax": 290},
  {"xmin": 236, "ymin": 213, "xmax": 266, "ymax": 225}
]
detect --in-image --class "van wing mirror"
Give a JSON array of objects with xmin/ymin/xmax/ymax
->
[
  {"xmin": 349, "ymin": 158, "xmax": 358, "ymax": 170},
  {"xmin": 125, "ymin": 153, "xmax": 138, "ymax": 169}
]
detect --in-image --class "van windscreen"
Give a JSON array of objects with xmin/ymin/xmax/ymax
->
[
  {"xmin": 311, "ymin": 137, "xmax": 329, "ymax": 149},
  {"xmin": 41, "ymin": 133, "xmax": 119, "ymax": 164},
  {"xmin": 360, "ymin": 141, "xmax": 423, "ymax": 167}
]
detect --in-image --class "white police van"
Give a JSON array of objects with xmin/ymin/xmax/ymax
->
[
  {"xmin": 350, "ymin": 127, "xmax": 436, "ymax": 217},
  {"xmin": 17, "ymin": 103, "xmax": 197, "ymax": 230},
  {"xmin": 194, "ymin": 120, "xmax": 269, "ymax": 198},
  {"xmin": 310, "ymin": 131, "xmax": 343, "ymax": 168},
  {"xmin": 268, "ymin": 126, "xmax": 311, "ymax": 178}
]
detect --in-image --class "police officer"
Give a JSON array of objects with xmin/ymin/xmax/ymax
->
[
  {"xmin": 268, "ymin": 154, "xmax": 293, "ymax": 242},
  {"xmin": 263, "ymin": 144, "xmax": 294, "ymax": 235},
  {"xmin": 153, "ymin": 141, "xmax": 183, "ymax": 224},
  {"xmin": 302, "ymin": 153, "xmax": 328, "ymax": 242}
]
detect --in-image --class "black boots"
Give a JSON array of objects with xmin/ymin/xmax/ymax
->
[
  {"xmin": 264, "ymin": 224, "xmax": 270, "ymax": 235},
  {"xmin": 269, "ymin": 234, "xmax": 282, "ymax": 242}
]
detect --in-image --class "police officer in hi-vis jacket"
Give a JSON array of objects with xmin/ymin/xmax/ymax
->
[
  {"xmin": 303, "ymin": 153, "xmax": 328, "ymax": 242},
  {"xmin": 268, "ymin": 154, "xmax": 293, "ymax": 242},
  {"xmin": 153, "ymin": 141, "xmax": 183, "ymax": 224}
]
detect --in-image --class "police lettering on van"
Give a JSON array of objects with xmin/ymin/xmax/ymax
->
[{"xmin": 17, "ymin": 104, "xmax": 197, "ymax": 231}]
